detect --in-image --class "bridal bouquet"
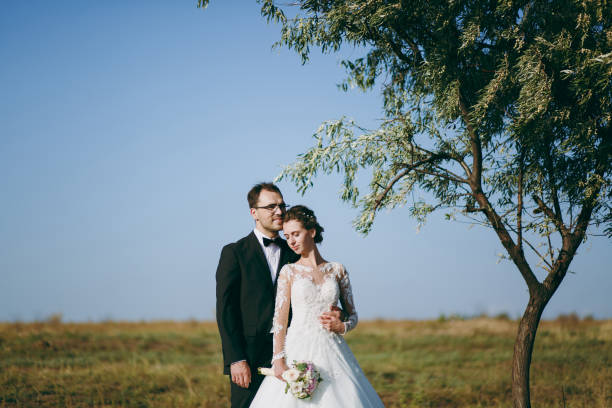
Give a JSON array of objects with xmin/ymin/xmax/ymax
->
[{"xmin": 258, "ymin": 360, "xmax": 323, "ymax": 399}]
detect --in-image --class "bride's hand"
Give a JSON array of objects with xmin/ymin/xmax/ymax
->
[{"xmin": 273, "ymin": 360, "xmax": 289, "ymax": 381}]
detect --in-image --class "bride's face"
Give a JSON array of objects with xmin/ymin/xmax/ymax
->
[{"xmin": 283, "ymin": 219, "xmax": 316, "ymax": 255}]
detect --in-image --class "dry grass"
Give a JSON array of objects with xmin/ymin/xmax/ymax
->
[{"xmin": 0, "ymin": 318, "xmax": 610, "ymax": 407}]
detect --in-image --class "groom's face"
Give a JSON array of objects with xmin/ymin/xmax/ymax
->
[{"xmin": 250, "ymin": 189, "xmax": 286, "ymax": 235}]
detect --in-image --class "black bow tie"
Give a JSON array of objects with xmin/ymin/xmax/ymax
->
[{"xmin": 263, "ymin": 237, "xmax": 284, "ymax": 247}]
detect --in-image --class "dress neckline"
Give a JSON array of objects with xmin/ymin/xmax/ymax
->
[{"xmin": 291, "ymin": 262, "xmax": 333, "ymax": 271}]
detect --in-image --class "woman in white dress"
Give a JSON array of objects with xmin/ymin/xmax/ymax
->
[{"xmin": 250, "ymin": 205, "xmax": 385, "ymax": 407}]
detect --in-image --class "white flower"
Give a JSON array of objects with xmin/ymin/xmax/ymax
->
[
  {"xmin": 289, "ymin": 382, "xmax": 302, "ymax": 394},
  {"xmin": 282, "ymin": 368, "xmax": 301, "ymax": 383}
]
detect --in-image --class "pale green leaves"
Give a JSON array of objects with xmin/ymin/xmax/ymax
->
[
  {"xmin": 276, "ymin": 114, "xmax": 468, "ymax": 233},
  {"xmin": 260, "ymin": 0, "xmax": 611, "ymax": 242}
]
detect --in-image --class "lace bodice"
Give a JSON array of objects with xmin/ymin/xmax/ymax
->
[{"xmin": 271, "ymin": 262, "xmax": 358, "ymax": 363}]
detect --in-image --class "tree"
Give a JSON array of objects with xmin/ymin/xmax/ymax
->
[{"xmin": 199, "ymin": 1, "xmax": 611, "ymax": 406}]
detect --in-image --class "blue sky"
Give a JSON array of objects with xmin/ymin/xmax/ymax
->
[{"xmin": 1, "ymin": 1, "xmax": 610, "ymax": 322}]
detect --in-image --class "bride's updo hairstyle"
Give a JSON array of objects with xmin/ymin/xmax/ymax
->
[{"xmin": 284, "ymin": 205, "xmax": 324, "ymax": 244}]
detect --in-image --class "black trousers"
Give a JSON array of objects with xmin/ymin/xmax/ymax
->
[
  {"xmin": 229, "ymin": 371, "xmax": 265, "ymax": 408},
  {"xmin": 228, "ymin": 334, "xmax": 273, "ymax": 407}
]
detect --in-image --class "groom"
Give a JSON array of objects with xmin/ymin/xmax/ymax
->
[
  {"xmin": 216, "ymin": 182, "xmax": 343, "ymax": 408},
  {"xmin": 216, "ymin": 183, "xmax": 298, "ymax": 408}
]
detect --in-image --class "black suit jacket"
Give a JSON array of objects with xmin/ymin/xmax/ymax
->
[{"xmin": 216, "ymin": 231, "xmax": 299, "ymax": 374}]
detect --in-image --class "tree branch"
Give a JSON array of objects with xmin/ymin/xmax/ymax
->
[
  {"xmin": 458, "ymin": 92, "xmax": 482, "ymax": 189},
  {"xmin": 500, "ymin": 219, "xmax": 552, "ymax": 272},
  {"xmin": 431, "ymin": 165, "xmax": 470, "ymax": 184},
  {"xmin": 363, "ymin": 22, "xmax": 415, "ymax": 68},
  {"xmin": 544, "ymin": 146, "xmax": 564, "ymax": 235},
  {"xmin": 542, "ymin": 127, "xmax": 611, "ymax": 293},
  {"xmin": 546, "ymin": 228, "xmax": 554, "ymax": 265},
  {"xmin": 384, "ymin": 32, "xmax": 414, "ymax": 66},
  {"xmin": 532, "ymin": 195, "xmax": 569, "ymax": 236},
  {"xmin": 373, "ymin": 155, "xmax": 445, "ymax": 211},
  {"xmin": 521, "ymin": 238, "xmax": 552, "ymax": 272},
  {"xmin": 412, "ymin": 143, "xmax": 472, "ymax": 179},
  {"xmin": 458, "ymin": 87, "xmax": 539, "ymax": 292},
  {"xmin": 393, "ymin": 28, "xmax": 424, "ymax": 65},
  {"xmin": 517, "ymin": 151, "xmax": 524, "ymax": 252},
  {"xmin": 465, "ymin": 205, "xmax": 486, "ymax": 213}
]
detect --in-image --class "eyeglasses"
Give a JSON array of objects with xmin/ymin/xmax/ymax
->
[{"xmin": 254, "ymin": 203, "xmax": 289, "ymax": 212}]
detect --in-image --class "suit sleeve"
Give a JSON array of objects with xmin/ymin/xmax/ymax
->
[{"xmin": 216, "ymin": 244, "xmax": 246, "ymax": 373}]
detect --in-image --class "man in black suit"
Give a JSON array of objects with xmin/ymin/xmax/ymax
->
[{"xmin": 215, "ymin": 182, "xmax": 299, "ymax": 408}]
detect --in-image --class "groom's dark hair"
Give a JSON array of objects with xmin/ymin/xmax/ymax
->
[{"xmin": 247, "ymin": 182, "xmax": 283, "ymax": 208}]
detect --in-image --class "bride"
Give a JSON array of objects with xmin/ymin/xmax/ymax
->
[{"xmin": 249, "ymin": 205, "xmax": 385, "ymax": 407}]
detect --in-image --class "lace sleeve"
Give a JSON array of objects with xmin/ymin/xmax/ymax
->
[
  {"xmin": 338, "ymin": 264, "xmax": 358, "ymax": 334},
  {"xmin": 271, "ymin": 265, "xmax": 292, "ymax": 363}
]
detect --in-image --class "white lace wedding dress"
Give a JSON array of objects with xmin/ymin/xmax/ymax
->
[{"xmin": 249, "ymin": 262, "xmax": 385, "ymax": 407}]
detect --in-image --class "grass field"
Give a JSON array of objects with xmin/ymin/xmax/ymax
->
[{"xmin": 1, "ymin": 317, "xmax": 610, "ymax": 407}]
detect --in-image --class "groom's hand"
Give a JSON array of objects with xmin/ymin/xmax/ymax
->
[
  {"xmin": 320, "ymin": 305, "xmax": 344, "ymax": 322},
  {"xmin": 327, "ymin": 305, "xmax": 345, "ymax": 320},
  {"xmin": 230, "ymin": 361, "xmax": 251, "ymax": 388},
  {"xmin": 320, "ymin": 306, "xmax": 345, "ymax": 334}
]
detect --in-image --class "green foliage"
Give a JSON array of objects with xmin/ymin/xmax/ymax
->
[{"xmin": 252, "ymin": 0, "xmax": 611, "ymax": 255}]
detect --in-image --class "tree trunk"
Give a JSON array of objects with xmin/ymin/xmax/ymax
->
[{"xmin": 512, "ymin": 288, "xmax": 551, "ymax": 408}]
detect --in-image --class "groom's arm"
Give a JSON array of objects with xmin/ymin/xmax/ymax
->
[{"xmin": 215, "ymin": 244, "xmax": 247, "ymax": 374}]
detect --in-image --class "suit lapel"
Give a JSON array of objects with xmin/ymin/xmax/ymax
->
[{"xmin": 245, "ymin": 231, "xmax": 274, "ymax": 291}]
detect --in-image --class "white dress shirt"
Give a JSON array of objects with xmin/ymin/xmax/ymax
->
[{"xmin": 253, "ymin": 228, "xmax": 281, "ymax": 283}]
